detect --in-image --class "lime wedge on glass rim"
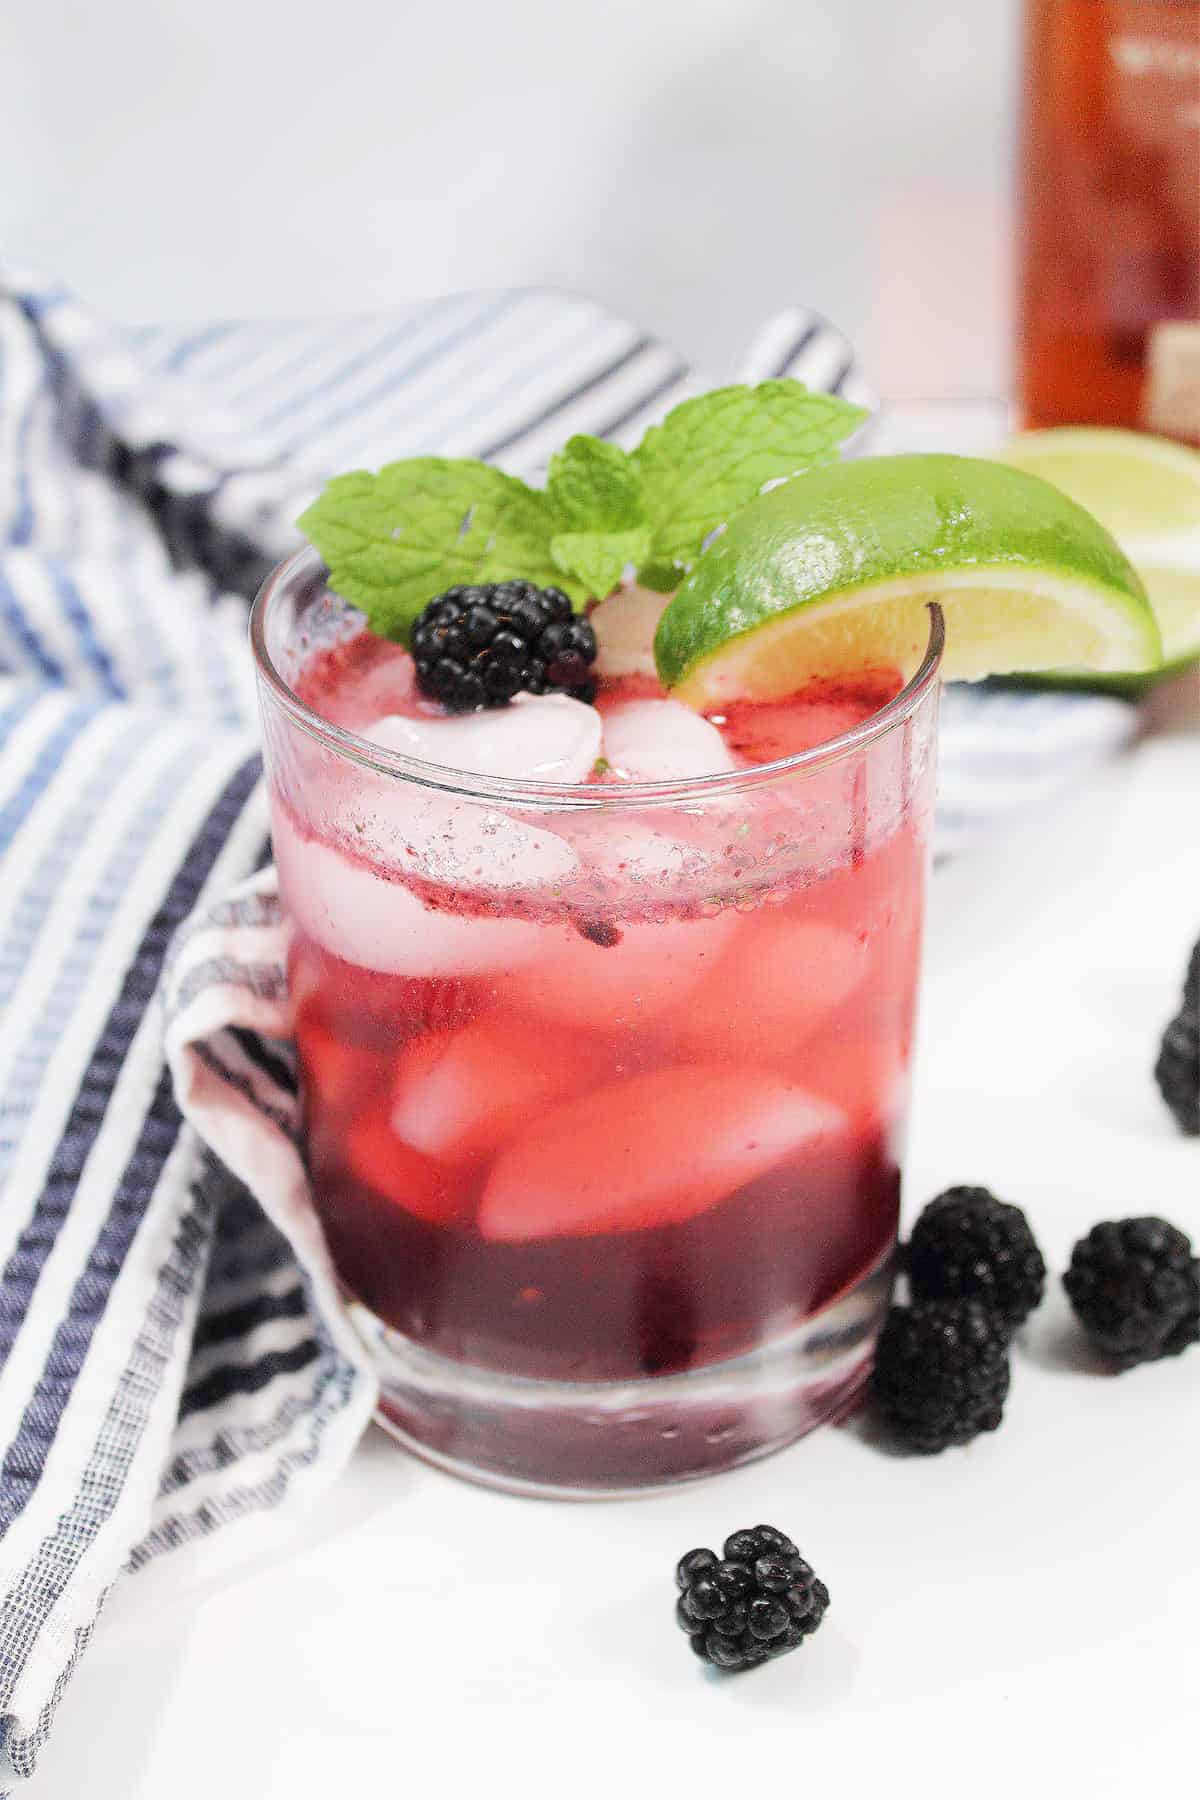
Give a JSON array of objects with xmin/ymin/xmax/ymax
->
[
  {"xmin": 654, "ymin": 454, "xmax": 1160, "ymax": 704},
  {"xmin": 991, "ymin": 428, "xmax": 1200, "ymax": 693}
]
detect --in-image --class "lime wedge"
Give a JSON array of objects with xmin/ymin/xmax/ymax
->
[
  {"xmin": 654, "ymin": 454, "xmax": 1160, "ymax": 704},
  {"xmin": 995, "ymin": 428, "xmax": 1200, "ymax": 538},
  {"xmin": 1138, "ymin": 564, "xmax": 1200, "ymax": 669},
  {"xmin": 991, "ymin": 428, "xmax": 1200, "ymax": 693},
  {"xmin": 1007, "ymin": 563, "xmax": 1200, "ymax": 695}
]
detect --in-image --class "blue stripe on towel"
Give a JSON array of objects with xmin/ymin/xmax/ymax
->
[{"xmin": 0, "ymin": 755, "xmax": 261, "ymax": 1440}]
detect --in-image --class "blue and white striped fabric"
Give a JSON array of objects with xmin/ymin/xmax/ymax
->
[{"xmin": 0, "ymin": 261, "xmax": 1134, "ymax": 1789}]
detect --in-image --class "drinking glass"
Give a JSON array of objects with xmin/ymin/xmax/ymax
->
[{"xmin": 252, "ymin": 548, "xmax": 943, "ymax": 1494}]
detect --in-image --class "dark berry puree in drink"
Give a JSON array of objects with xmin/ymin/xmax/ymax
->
[{"xmin": 278, "ymin": 622, "xmax": 923, "ymax": 1384}]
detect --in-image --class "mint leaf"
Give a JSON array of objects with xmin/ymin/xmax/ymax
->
[
  {"xmin": 632, "ymin": 381, "xmax": 865, "ymax": 576},
  {"xmin": 297, "ymin": 458, "xmax": 583, "ymax": 642},
  {"xmin": 547, "ymin": 435, "xmax": 643, "ymax": 530},
  {"xmin": 550, "ymin": 524, "xmax": 652, "ymax": 601},
  {"xmin": 636, "ymin": 560, "xmax": 686, "ymax": 593},
  {"xmin": 546, "ymin": 436, "xmax": 650, "ymax": 595}
]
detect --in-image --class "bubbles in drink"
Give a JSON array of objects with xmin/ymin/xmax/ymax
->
[{"xmin": 273, "ymin": 808, "xmax": 548, "ymax": 977}]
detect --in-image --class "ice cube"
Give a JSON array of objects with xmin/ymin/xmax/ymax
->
[
  {"xmin": 365, "ymin": 692, "xmax": 601, "ymax": 783},
  {"xmin": 294, "ymin": 1009, "xmax": 390, "ymax": 1111},
  {"xmin": 391, "ymin": 1013, "xmax": 601, "ymax": 1164},
  {"xmin": 368, "ymin": 792, "xmax": 580, "ymax": 890},
  {"xmin": 478, "ymin": 1064, "xmax": 848, "ymax": 1240},
  {"xmin": 346, "ymin": 1107, "xmax": 473, "ymax": 1225},
  {"xmin": 509, "ymin": 909, "xmax": 737, "ymax": 1032},
  {"xmin": 784, "ymin": 1019, "xmax": 907, "ymax": 1140},
  {"xmin": 357, "ymin": 695, "xmax": 597, "ymax": 890},
  {"xmin": 590, "ymin": 585, "xmax": 672, "ymax": 680},
  {"xmin": 601, "ymin": 698, "xmax": 736, "ymax": 782},
  {"xmin": 678, "ymin": 915, "xmax": 870, "ymax": 1065},
  {"xmin": 272, "ymin": 807, "xmax": 545, "ymax": 977},
  {"xmin": 312, "ymin": 642, "xmax": 418, "ymax": 731}
]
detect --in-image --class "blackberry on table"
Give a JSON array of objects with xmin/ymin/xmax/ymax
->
[
  {"xmin": 1155, "ymin": 1009, "xmax": 1199, "ymax": 1137},
  {"xmin": 1184, "ymin": 938, "xmax": 1199, "ymax": 1015},
  {"xmin": 409, "ymin": 581, "xmax": 597, "ymax": 711},
  {"xmin": 1063, "ymin": 1217, "xmax": 1200, "ymax": 1368},
  {"xmin": 907, "ymin": 1186, "xmax": 1046, "ymax": 1330},
  {"xmin": 675, "ymin": 1526, "xmax": 829, "ymax": 1671},
  {"xmin": 872, "ymin": 1299, "xmax": 1011, "ymax": 1454}
]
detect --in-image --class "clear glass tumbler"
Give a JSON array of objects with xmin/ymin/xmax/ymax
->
[{"xmin": 252, "ymin": 548, "xmax": 943, "ymax": 1495}]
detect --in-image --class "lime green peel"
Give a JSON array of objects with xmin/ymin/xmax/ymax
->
[
  {"xmin": 991, "ymin": 428, "xmax": 1200, "ymax": 694},
  {"xmin": 994, "ymin": 428, "xmax": 1200, "ymax": 540}
]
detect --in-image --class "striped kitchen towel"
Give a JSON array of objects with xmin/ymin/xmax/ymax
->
[{"xmin": 0, "ymin": 261, "xmax": 1134, "ymax": 1789}]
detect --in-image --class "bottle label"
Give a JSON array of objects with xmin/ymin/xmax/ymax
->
[
  {"xmin": 1110, "ymin": 32, "xmax": 1200, "ymax": 133},
  {"xmin": 1110, "ymin": 35, "xmax": 1200, "ymax": 85},
  {"xmin": 1145, "ymin": 323, "xmax": 1200, "ymax": 438}
]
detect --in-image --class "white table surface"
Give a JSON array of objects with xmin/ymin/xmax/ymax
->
[{"xmin": 31, "ymin": 413, "xmax": 1200, "ymax": 1800}]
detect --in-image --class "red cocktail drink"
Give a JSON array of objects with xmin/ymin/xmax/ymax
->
[{"xmin": 253, "ymin": 552, "xmax": 942, "ymax": 1492}]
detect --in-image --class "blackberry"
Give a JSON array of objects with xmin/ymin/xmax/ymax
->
[
  {"xmin": 409, "ymin": 581, "xmax": 597, "ymax": 712},
  {"xmin": 1184, "ymin": 938, "xmax": 1199, "ymax": 1015},
  {"xmin": 872, "ymin": 1300, "xmax": 1011, "ymax": 1453},
  {"xmin": 675, "ymin": 1526, "xmax": 829, "ymax": 1671},
  {"xmin": 907, "ymin": 1186, "xmax": 1046, "ymax": 1329},
  {"xmin": 1155, "ymin": 1009, "xmax": 1199, "ymax": 1137},
  {"xmin": 1063, "ymin": 1218, "xmax": 1200, "ymax": 1368}
]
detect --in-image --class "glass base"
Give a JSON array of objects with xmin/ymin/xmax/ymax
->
[{"xmin": 356, "ymin": 1249, "xmax": 893, "ymax": 1497}]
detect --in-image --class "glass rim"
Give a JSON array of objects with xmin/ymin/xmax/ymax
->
[{"xmin": 249, "ymin": 545, "xmax": 945, "ymax": 809}]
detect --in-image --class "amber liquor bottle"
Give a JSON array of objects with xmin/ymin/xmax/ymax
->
[{"xmin": 1017, "ymin": 0, "xmax": 1200, "ymax": 441}]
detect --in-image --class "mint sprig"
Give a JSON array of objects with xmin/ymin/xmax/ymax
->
[
  {"xmin": 631, "ymin": 382, "xmax": 865, "ymax": 583},
  {"xmin": 297, "ymin": 381, "xmax": 865, "ymax": 643}
]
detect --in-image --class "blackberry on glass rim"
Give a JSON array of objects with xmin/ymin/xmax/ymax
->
[{"xmin": 409, "ymin": 583, "xmax": 597, "ymax": 711}]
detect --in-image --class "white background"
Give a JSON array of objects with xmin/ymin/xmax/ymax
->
[{"xmin": 1, "ymin": 0, "xmax": 1020, "ymax": 397}]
